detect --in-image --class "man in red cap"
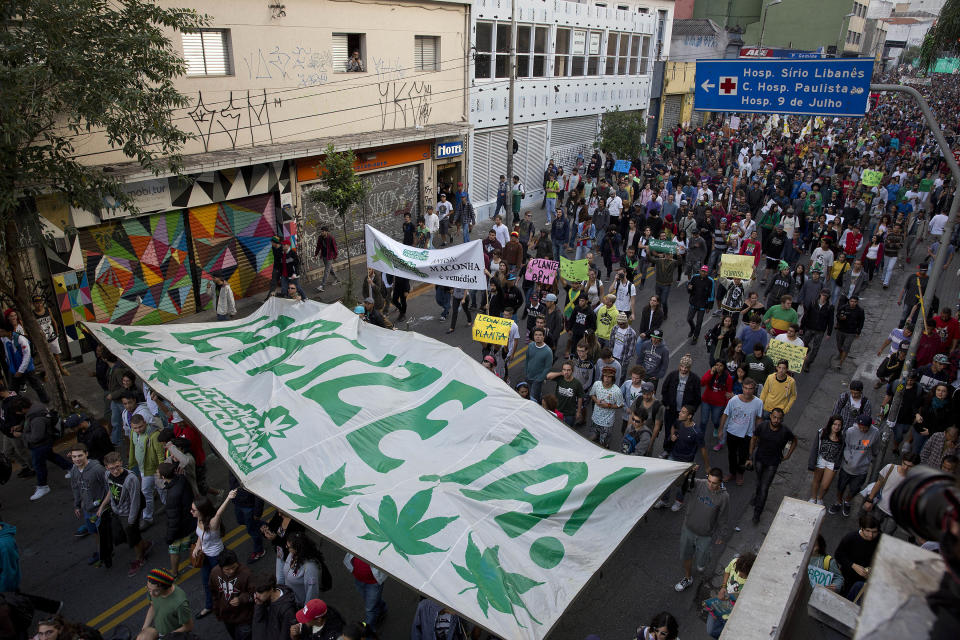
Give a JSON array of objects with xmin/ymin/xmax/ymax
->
[{"xmin": 290, "ymin": 598, "xmax": 345, "ymax": 640}]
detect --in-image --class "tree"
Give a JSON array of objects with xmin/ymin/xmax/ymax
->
[
  {"xmin": 596, "ymin": 108, "xmax": 648, "ymax": 160},
  {"xmin": 306, "ymin": 144, "xmax": 368, "ymax": 308},
  {"xmin": 0, "ymin": 0, "xmax": 205, "ymax": 412},
  {"xmin": 919, "ymin": 0, "xmax": 960, "ymax": 70}
]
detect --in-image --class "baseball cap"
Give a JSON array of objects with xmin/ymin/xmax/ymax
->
[
  {"xmin": 296, "ymin": 600, "xmax": 329, "ymax": 624},
  {"xmin": 544, "ymin": 293, "xmax": 558, "ymax": 302},
  {"xmin": 363, "ymin": 296, "xmax": 374, "ymax": 304},
  {"xmin": 63, "ymin": 413, "xmax": 92, "ymax": 430},
  {"xmin": 857, "ymin": 414, "xmax": 872, "ymax": 426},
  {"xmin": 934, "ymin": 353, "xmax": 949, "ymax": 364},
  {"xmin": 640, "ymin": 381, "xmax": 655, "ymax": 393},
  {"xmin": 700, "ymin": 265, "xmax": 709, "ymax": 272},
  {"xmin": 483, "ymin": 355, "xmax": 496, "ymax": 365},
  {"xmin": 650, "ymin": 329, "xmax": 663, "ymax": 339}
]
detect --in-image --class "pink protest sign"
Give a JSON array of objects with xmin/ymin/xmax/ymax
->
[{"xmin": 525, "ymin": 258, "xmax": 559, "ymax": 284}]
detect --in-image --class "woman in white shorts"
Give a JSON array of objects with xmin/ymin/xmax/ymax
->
[{"xmin": 807, "ymin": 414, "xmax": 845, "ymax": 505}]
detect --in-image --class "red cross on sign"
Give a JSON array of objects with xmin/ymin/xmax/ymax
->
[{"xmin": 719, "ymin": 76, "xmax": 738, "ymax": 95}]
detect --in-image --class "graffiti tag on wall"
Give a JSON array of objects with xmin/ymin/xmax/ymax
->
[
  {"xmin": 298, "ymin": 165, "xmax": 422, "ymax": 275},
  {"xmin": 377, "ymin": 82, "xmax": 433, "ymax": 131},
  {"xmin": 241, "ymin": 46, "xmax": 333, "ymax": 88},
  {"xmin": 188, "ymin": 89, "xmax": 281, "ymax": 152}
]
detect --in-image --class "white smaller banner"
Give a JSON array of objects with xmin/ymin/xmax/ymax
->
[{"xmin": 365, "ymin": 224, "xmax": 486, "ymax": 290}]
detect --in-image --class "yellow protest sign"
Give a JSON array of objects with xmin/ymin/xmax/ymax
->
[
  {"xmin": 766, "ymin": 339, "xmax": 808, "ymax": 372},
  {"xmin": 472, "ymin": 314, "xmax": 513, "ymax": 345},
  {"xmin": 719, "ymin": 254, "xmax": 755, "ymax": 280},
  {"xmin": 861, "ymin": 169, "xmax": 884, "ymax": 187},
  {"xmin": 560, "ymin": 257, "xmax": 589, "ymax": 282}
]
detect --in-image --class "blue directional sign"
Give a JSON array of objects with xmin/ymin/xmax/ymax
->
[
  {"xmin": 612, "ymin": 159, "xmax": 632, "ymax": 173},
  {"xmin": 694, "ymin": 58, "xmax": 874, "ymax": 117}
]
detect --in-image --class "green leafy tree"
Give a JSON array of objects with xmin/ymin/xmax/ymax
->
[
  {"xmin": 919, "ymin": 0, "xmax": 960, "ymax": 70},
  {"xmin": 0, "ymin": 0, "xmax": 205, "ymax": 412},
  {"xmin": 358, "ymin": 488, "xmax": 458, "ymax": 560},
  {"xmin": 306, "ymin": 144, "xmax": 368, "ymax": 307},
  {"xmin": 596, "ymin": 108, "xmax": 647, "ymax": 162}
]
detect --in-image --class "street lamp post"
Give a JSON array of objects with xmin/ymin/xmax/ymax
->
[
  {"xmin": 836, "ymin": 11, "xmax": 856, "ymax": 57},
  {"xmin": 758, "ymin": 0, "xmax": 782, "ymax": 48}
]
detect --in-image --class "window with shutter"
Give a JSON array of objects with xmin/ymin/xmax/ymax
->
[
  {"xmin": 415, "ymin": 36, "xmax": 439, "ymax": 72},
  {"xmin": 333, "ymin": 33, "xmax": 365, "ymax": 72},
  {"xmin": 182, "ymin": 29, "xmax": 232, "ymax": 77}
]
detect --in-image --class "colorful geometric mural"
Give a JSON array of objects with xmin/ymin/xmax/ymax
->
[
  {"xmin": 51, "ymin": 270, "xmax": 94, "ymax": 341},
  {"xmin": 188, "ymin": 193, "xmax": 276, "ymax": 311},
  {"xmin": 78, "ymin": 211, "xmax": 197, "ymax": 325}
]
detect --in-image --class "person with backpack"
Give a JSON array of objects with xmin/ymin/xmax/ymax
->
[
  {"xmin": 0, "ymin": 323, "xmax": 49, "ymax": 404},
  {"xmin": 622, "ymin": 403, "xmax": 654, "ymax": 456},
  {"xmin": 157, "ymin": 461, "xmax": 195, "ymax": 580},
  {"xmin": 0, "ymin": 380, "xmax": 33, "ymax": 479},
  {"xmin": 7, "ymin": 395, "xmax": 69, "ymax": 502}
]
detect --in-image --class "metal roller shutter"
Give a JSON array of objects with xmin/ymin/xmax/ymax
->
[
  {"xmin": 660, "ymin": 94, "xmax": 682, "ymax": 135},
  {"xmin": 550, "ymin": 115, "xmax": 598, "ymax": 149},
  {"xmin": 188, "ymin": 194, "xmax": 277, "ymax": 308},
  {"xmin": 331, "ymin": 34, "xmax": 349, "ymax": 73},
  {"xmin": 523, "ymin": 123, "xmax": 548, "ymax": 194}
]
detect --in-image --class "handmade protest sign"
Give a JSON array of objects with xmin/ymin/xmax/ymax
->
[
  {"xmin": 648, "ymin": 239, "xmax": 677, "ymax": 255},
  {"xmin": 719, "ymin": 254, "xmax": 755, "ymax": 280},
  {"xmin": 366, "ymin": 225, "xmax": 485, "ymax": 289},
  {"xmin": 85, "ymin": 299, "xmax": 686, "ymax": 640},
  {"xmin": 560, "ymin": 257, "xmax": 589, "ymax": 282},
  {"xmin": 525, "ymin": 258, "xmax": 559, "ymax": 284},
  {"xmin": 766, "ymin": 339, "xmax": 808, "ymax": 372},
  {"xmin": 861, "ymin": 170, "xmax": 884, "ymax": 187},
  {"xmin": 472, "ymin": 313, "xmax": 513, "ymax": 345}
]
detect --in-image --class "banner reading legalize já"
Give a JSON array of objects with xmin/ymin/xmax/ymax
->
[
  {"xmin": 365, "ymin": 224, "xmax": 486, "ymax": 290},
  {"xmin": 85, "ymin": 300, "xmax": 686, "ymax": 640}
]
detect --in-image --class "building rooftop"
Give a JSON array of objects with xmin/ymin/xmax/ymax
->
[{"xmin": 671, "ymin": 18, "xmax": 723, "ymax": 38}]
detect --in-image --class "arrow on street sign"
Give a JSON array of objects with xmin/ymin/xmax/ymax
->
[{"xmin": 701, "ymin": 79, "xmax": 715, "ymax": 92}]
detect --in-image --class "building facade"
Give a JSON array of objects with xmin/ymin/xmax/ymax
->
[
  {"xmin": 36, "ymin": 0, "xmax": 471, "ymax": 336},
  {"xmin": 743, "ymin": 0, "xmax": 873, "ymax": 56},
  {"xmin": 467, "ymin": 0, "xmax": 673, "ymax": 216}
]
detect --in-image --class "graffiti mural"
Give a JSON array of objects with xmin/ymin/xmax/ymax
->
[
  {"xmin": 377, "ymin": 82, "xmax": 433, "ymax": 130},
  {"xmin": 51, "ymin": 270, "xmax": 93, "ymax": 342},
  {"xmin": 240, "ymin": 46, "xmax": 333, "ymax": 88},
  {"xmin": 188, "ymin": 89, "xmax": 282, "ymax": 152},
  {"xmin": 79, "ymin": 211, "xmax": 197, "ymax": 325},
  {"xmin": 299, "ymin": 165, "xmax": 421, "ymax": 275},
  {"xmin": 188, "ymin": 194, "xmax": 277, "ymax": 311}
]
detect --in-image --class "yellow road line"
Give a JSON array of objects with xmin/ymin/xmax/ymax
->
[{"xmin": 87, "ymin": 507, "xmax": 275, "ymax": 628}]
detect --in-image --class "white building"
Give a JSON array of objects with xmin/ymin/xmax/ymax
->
[{"xmin": 467, "ymin": 0, "xmax": 674, "ymax": 216}]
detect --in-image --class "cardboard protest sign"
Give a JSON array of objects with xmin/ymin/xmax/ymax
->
[
  {"xmin": 719, "ymin": 254, "xmax": 755, "ymax": 280},
  {"xmin": 525, "ymin": 259, "xmax": 559, "ymax": 284},
  {"xmin": 560, "ymin": 257, "xmax": 589, "ymax": 282}
]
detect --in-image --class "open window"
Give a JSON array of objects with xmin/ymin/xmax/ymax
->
[{"xmin": 333, "ymin": 33, "xmax": 366, "ymax": 72}]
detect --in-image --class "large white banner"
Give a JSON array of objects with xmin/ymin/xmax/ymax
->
[
  {"xmin": 365, "ymin": 224, "xmax": 486, "ymax": 290},
  {"xmin": 85, "ymin": 300, "xmax": 686, "ymax": 639}
]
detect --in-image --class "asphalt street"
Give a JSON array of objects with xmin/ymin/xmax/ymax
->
[{"xmin": 4, "ymin": 206, "xmax": 937, "ymax": 640}]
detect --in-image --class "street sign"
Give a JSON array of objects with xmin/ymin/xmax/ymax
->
[
  {"xmin": 694, "ymin": 58, "xmax": 874, "ymax": 117},
  {"xmin": 739, "ymin": 47, "xmax": 824, "ymax": 59}
]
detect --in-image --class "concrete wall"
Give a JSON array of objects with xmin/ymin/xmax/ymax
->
[
  {"xmin": 743, "ymin": 0, "xmax": 862, "ymax": 53},
  {"xmin": 693, "ymin": 0, "xmax": 762, "ymax": 31},
  {"xmin": 74, "ymin": 0, "xmax": 469, "ymax": 164}
]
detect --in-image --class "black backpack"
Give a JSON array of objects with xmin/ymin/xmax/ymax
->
[{"xmin": 43, "ymin": 408, "xmax": 61, "ymax": 441}]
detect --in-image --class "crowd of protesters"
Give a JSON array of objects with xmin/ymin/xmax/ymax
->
[{"xmin": 3, "ymin": 66, "xmax": 960, "ymax": 640}]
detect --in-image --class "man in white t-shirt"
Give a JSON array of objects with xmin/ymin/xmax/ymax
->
[
  {"xmin": 424, "ymin": 206, "xmax": 439, "ymax": 249},
  {"xmin": 435, "ymin": 194, "xmax": 453, "ymax": 246},
  {"xmin": 775, "ymin": 323, "xmax": 805, "ymax": 348},
  {"xmin": 862, "ymin": 453, "xmax": 918, "ymax": 533},
  {"xmin": 609, "ymin": 267, "xmax": 636, "ymax": 319},
  {"xmin": 719, "ymin": 380, "xmax": 765, "ymax": 484},
  {"xmin": 492, "ymin": 214, "xmax": 510, "ymax": 248},
  {"xmin": 607, "ymin": 193, "xmax": 623, "ymax": 221},
  {"xmin": 928, "ymin": 211, "xmax": 948, "ymax": 239}
]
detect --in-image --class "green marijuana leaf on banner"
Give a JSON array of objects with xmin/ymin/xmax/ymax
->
[
  {"xmin": 148, "ymin": 357, "xmax": 220, "ymax": 385},
  {"xmin": 452, "ymin": 533, "xmax": 544, "ymax": 627},
  {"xmin": 358, "ymin": 488, "xmax": 458, "ymax": 560},
  {"xmin": 101, "ymin": 327, "xmax": 170, "ymax": 353},
  {"xmin": 371, "ymin": 241, "xmax": 429, "ymax": 278},
  {"xmin": 281, "ymin": 465, "xmax": 372, "ymax": 519},
  {"xmin": 257, "ymin": 406, "xmax": 297, "ymax": 440}
]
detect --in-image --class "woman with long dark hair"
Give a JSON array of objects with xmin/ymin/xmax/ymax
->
[
  {"xmin": 277, "ymin": 532, "xmax": 325, "ymax": 607},
  {"xmin": 807, "ymin": 415, "xmax": 845, "ymax": 505},
  {"xmin": 191, "ymin": 488, "xmax": 237, "ymax": 618}
]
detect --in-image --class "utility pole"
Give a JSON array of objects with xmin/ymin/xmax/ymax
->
[{"xmin": 505, "ymin": 0, "xmax": 516, "ymax": 192}]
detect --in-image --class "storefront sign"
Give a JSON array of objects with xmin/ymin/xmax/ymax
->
[
  {"xmin": 297, "ymin": 142, "xmax": 431, "ymax": 182},
  {"xmin": 98, "ymin": 179, "xmax": 171, "ymax": 219},
  {"xmin": 436, "ymin": 141, "xmax": 464, "ymax": 159}
]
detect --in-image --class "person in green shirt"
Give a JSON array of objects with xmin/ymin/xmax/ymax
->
[
  {"xmin": 594, "ymin": 294, "xmax": 619, "ymax": 345},
  {"xmin": 140, "ymin": 567, "xmax": 193, "ymax": 639},
  {"xmin": 544, "ymin": 173, "xmax": 560, "ymax": 224},
  {"xmin": 511, "ymin": 175, "xmax": 525, "ymax": 225}
]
